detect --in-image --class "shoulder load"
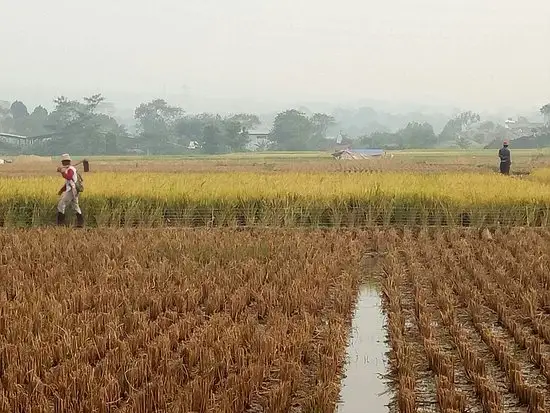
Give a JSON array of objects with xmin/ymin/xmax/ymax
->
[
  {"xmin": 65, "ymin": 165, "xmax": 84, "ymax": 193},
  {"xmin": 75, "ymin": 169, "xmax": 84, "ymax": 193}
]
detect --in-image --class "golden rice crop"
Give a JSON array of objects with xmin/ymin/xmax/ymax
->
[
  {"xmin": 0, "ymin": 228, "xmax": 368, "ymax": 412},
  {"xmin": 2, "ymin": 171, "xmax": 550, "ymax": 227},
  {"xmin": 530, "ymin": 167, "xmax": 550, "ymax": 184}
]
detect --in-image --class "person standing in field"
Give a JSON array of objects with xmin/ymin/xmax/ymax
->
[
  {"xmin": 56, "ymin": 153, "xmax": 84, "ymax": 227},
  {"xmin": 498, "ymin": 140, "xmax": 511, "ymax": 175}
]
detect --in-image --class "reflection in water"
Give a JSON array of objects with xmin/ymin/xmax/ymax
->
[{"xmin": 337, "ymin": 284, "xmax": 390, "ymax": 413}]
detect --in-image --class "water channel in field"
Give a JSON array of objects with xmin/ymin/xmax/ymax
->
[{"xmin": 336, "ymin": 283, "xmax": 390, "ymax": 413}]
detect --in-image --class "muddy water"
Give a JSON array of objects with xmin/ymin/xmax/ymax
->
[{"xmin": 336, "ymin": 284, "xmax": 390, "ymax": 413}]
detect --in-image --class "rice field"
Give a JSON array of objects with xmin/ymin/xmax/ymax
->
[
  {"xmin": 1, "ymin": 149, "xmax": 548, "ymax": 176},
  {"xmin": 0, "ymin": 150, "xmax": 548, "ymax": 228},
  {"xmin": 2, "ymin": 170, "xmax": 550, "ymax": 227},
  {"xmin": 3, "ymin": 152, "xmax": 550, "ymax": 412},
  {"xmin": 0, "ymin": 228, "xmax": 367, "ymax": 412},
  {"xmin": 379, "ymin": 227, "xmax": 550, "ymax": 413},
  {"xmin": 3, "ymin": 226, "xmax": 550, "ymax": 411}
]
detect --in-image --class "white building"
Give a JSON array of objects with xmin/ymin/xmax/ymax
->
[
  {"xmin": 505, "ymin": 118, "xmax": 545, "ymax": 137},
  {"xmin": 245, "ymin": 130, "xmax": 270, "ymax": 151}
]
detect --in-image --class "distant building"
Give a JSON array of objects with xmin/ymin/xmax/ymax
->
[
  {"xmin": 0, "ymin": 132, "xmax": 32, "ymax": 146},
  {"xmin": 504, "ymin": 118, "xmax": 545, "ymax": 137},
  {"xmin": 0, "ymin": 132, "xmax": 58, "ymax": 146},
  {"xmin": 246, "ymin": 130, "xmax": 270, "ymax": 151},
  {"xmin": 126, "ymin": 148, "xmax": 145, "ymax": 155},
  {"xmin": 187, "ymin": 140, "xmax": 199, "ymax": 150}
]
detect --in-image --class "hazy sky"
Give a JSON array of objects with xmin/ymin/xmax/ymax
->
[{"xmin": 1, "ymin": 0, "xmax": 549, "ymax": 112}]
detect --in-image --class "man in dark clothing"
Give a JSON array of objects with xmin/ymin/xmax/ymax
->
[{"xmin": 498, "ymin": 140, "xmax": 511, "ymax": 175}]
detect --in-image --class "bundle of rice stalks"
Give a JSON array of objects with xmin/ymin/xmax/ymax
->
[{"xmin": 436, "ymin": 375, "xmax": 466, "ymax": 413}]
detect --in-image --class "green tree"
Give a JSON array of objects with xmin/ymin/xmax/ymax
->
[
  {"xmin": 0, "ymin": 102, "xmax": 11, "ymax": 133},
  {"xmin": 174, "ymin": 115, "xmax": 206, "ymax": 147},
  {"xmin": 31, "ymin": 105, "xmax": 48, "ymax": 119},
  {"xmin": 541, "ymin": 104, "xmax": 550, "ymax": 124},
  {"xmin": 456, "ymin": 135, "xmax": 471, "ymax": 149},
  {"xmin": 398, "ymin": 122, "xmax": 437, "ymax": 148},
  {"xmin": 47, "ymin": 96, "xmax": 90, "ymax": 128},
  {"xmin": 472, "ymin": 132, "xmax": 486, "ymax": 145},
  {"xmin": 457, "ymin": 111, "xmax": 481, "ymax": 128},
  {"xmin": 6, "ymin": 101, "xmax": 32, "ymax": 136},
  {"xmin": 359, "ymin": 131, "xmax": 399, "ymax": 149},
  {"xmin": 47, "ymin": 96, "xmax": 95, "ymax": 153},
  {"xmin": 202, "ymin": 120, "xmax": 226, "ymax": 154},
  {"xmin": 173, "ymin": 113, "xmax": 253, "ymax": 154},
  {"xmin": 227, "ymin": 113, "xmax": 260, "ymax": 132},
  {"xmin": 439, "ymin": 111, "xmax": 480, "ymax": 143},
  {"xmin": 269, "ymin": 109, "xmax": 313, "ymax": 151},
  {"xmin": 83, "ymin": 94, "xmax": 106, "ymax": 112},
  {"xmin": 32, "ymin": 94, "xmax": 127, "ymax": 155},
  {"xmin": 224, "ymin": 119, "xmax": 249, "ymax": 152},
  {"xmin": 310, "ymin": 113, "xmax": 336, "ymax": 144},
  {"xmin": 10, "ymin": 105, "xmax": 50, "ymax": 137},
  {"xmin": 10, "ymin": 101, "xmax": 29, "ymax": 120},
  {"xmin": 134, "ymin": 99, "xmax": 184, "ymax": 154},
  {"xmin": 479, "ymin": 121, "xmax": 495, "ymax": 131}
]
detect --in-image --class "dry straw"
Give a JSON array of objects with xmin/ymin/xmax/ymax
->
[
  {"xmin": 0, "ymin": 228, "xmax": 368, "ymax": 412},
  {"xmin": 380, "ymin": 227, "xmax": 550, "ymax": 412}
]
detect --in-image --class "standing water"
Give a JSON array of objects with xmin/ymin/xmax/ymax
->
[{"xmin": 336, "ymin": 284, "xmax": 390, "ymax": 412}]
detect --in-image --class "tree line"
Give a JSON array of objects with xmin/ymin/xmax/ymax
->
[{"xmin": 0, "ymin": 94, "xmax": 549, "ymax": 155}]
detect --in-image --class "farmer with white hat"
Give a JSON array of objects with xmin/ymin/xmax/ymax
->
[{"xmin": 56, "ymin": 153, "xmax": 84, "ymax": 227}]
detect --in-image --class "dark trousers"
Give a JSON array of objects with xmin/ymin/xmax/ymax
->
[{"xmin": 500, "ymin": 162, "xmax": 510, "ymax": 175}]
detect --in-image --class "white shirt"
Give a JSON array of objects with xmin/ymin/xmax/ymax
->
[{"xmin": 64, "ymin": 165, "xmax": 78, "ymax": 192}]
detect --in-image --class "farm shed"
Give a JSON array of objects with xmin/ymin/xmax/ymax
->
[{"xmin": 331, "ymin": 148, "xmax": 386, "ymax": 160}]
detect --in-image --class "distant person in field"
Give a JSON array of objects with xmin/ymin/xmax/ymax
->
[
  {"xmin": 498, "ymin": 140, "xmax": 511, "ymax": 175},
  {"xmin": 56, "ymin": 153, "xmax": 84, "ymax": 227}
]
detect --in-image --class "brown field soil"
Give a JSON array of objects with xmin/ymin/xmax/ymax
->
[
  {"xmin": 378, "ymin": 227, "xmax": 550, "ymax": 413},
  {"xmin": 0, "ymin": 228, "xmax": 371, "ymax": 413},
  {"xmin": 0, "ymin": 154, "xmax": 547, "ymax": 176}
]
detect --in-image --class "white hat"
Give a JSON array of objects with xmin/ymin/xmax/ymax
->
[{"xmin": 61, "ymin": 153, "xmax": 72, "ymax": 162}]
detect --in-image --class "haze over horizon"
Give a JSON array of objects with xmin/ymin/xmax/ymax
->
[{"xmin": 1, "ymin": 0, "xmax": 549, "ymax": 115}]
